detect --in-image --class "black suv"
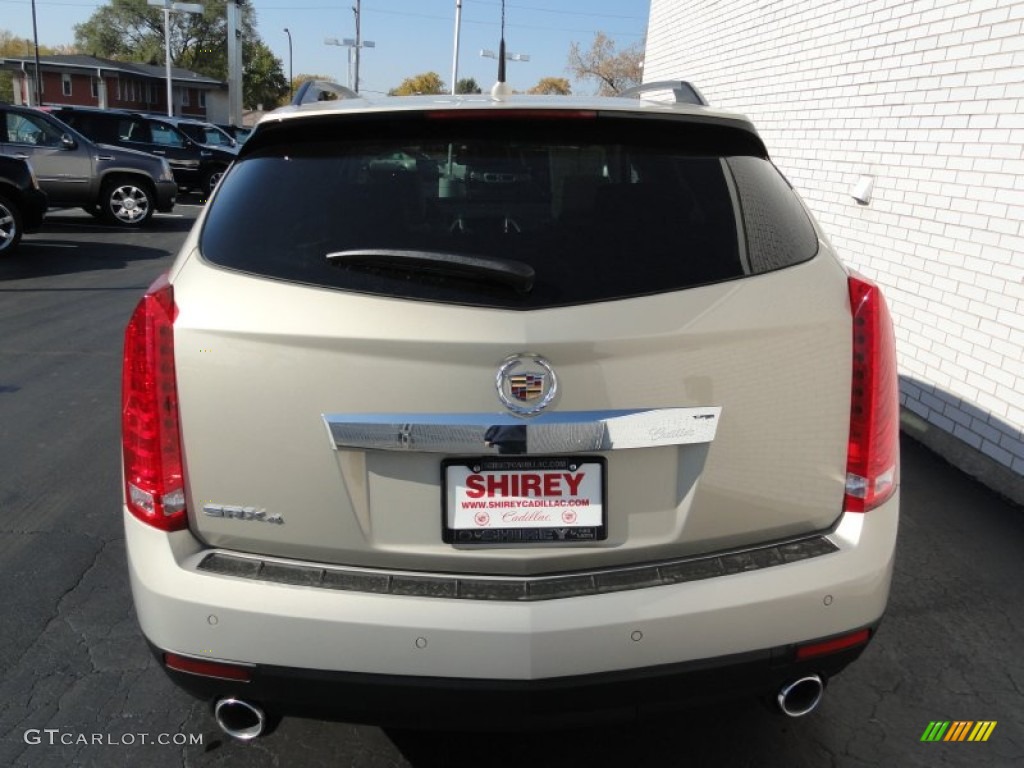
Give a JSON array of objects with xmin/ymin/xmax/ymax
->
[
  {"xmin": 169, "ymin": 117, "xmax": 237, "ymax": 149},
  {"xmin": 50, "ymin": 107, "xmax": 238, "ymax": 197},
  {"xmin": 1, "ymin": 103, "xmax": 176, "ymax": 226},
  {"xmin": 0, "ymin": 155, "xmax": 48, "ymax": 254}
]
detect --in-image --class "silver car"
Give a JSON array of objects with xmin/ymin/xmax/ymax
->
[
  {"xmin": 121, "ymin": 87, "xmax": 900, "ymax": 737},
  {"xmin": 1, "ymin": 104, "xmax": 176, "ymax": 225}
]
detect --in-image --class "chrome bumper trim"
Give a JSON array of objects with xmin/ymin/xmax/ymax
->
[
  {"xmin": 196, "ymin": 535, "xmax": 838, "ymax": 602},
  {"xmin": 323, "ymin": 407, "xmax": 721, "ymax": 454}
]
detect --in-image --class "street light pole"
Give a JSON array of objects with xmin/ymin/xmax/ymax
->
[
  {"xmin": 162, "ymin": 6, "xmax": 172, "ymax": 115},
  {"xmin": 148, "ymin": 1, "xmax": 204, "ymax": 117},
  {"xmin": 283, "ymin": 28, "xmax": 293, "ymax": 100},
  {"xmin": 324, "ymin": 38, "xmax": 350, "ymax": 89},
  {"xmin": 450, "ymin": 0, "xmax": 462, "ymax": 95},
  {"xmin": 30, "ymin": 0, "xmax": 42, "ymax": 106},
  {"xmin": 352, "ymin": 0, "xmax": 361, "ymax": 93},
  {"xmin": 325, "ymin": 36, "xmax": 374, "ymax": 92}
]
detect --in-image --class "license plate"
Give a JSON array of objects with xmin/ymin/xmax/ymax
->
[{"xmin": 443, "ymin": 457, "xmax": 606, "ymax": 544}]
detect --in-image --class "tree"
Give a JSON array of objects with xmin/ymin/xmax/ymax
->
[
  {"xmin": 528, "ymin": 77, "xmax": 571, "ymax": 95},
  {"xmin": 389, "ymin": 72, "xmax": 445, "ymax": 96},
  {"xmin": 73, "ymin": 0, "xmax": 286, "ymax": 107},
  {"xmin": 455, "ymin": 77, "xmax": 482, "ymax": 94},
  {"xmin": 243, "ymin": 39, "xmax": 288, "ymax": 109},
  {"xmin": 0, "ymin": 28, "xmax": 71, "ymax": 102},
  {"xmin": 293, "ymin": 73, "xmax": 333, "ymax": 89},
  {"xmin": 74, "ymin": 0, "xmax": 190, "ymax": 66},
  {"xmin": 567, "ymin": 32, "xmax": 643, "ymax": 96}
]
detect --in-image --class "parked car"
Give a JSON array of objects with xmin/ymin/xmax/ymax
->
[
  {"xmin": 49, "ymin": 106, "xmax": 237, "ymax": 197},
  {"xmin": 215, "ymin": 123, "xmax": 252, "ymax": 144},
  {"xmin": 169, "ymin": 117, "xmax": 237, "ymax": 149},
  {"xmin": 0, "ymin": 103, "xmax": 175, "ymax": 226},
  {"xmin": 0, "ymin": 155, "xmax": 47, "ymax": 254},
  {"xmin": 121, "ymin": 84, "xmax": 900, "ymax": 737}
]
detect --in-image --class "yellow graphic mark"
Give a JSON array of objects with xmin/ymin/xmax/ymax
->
[{"xmin": 968, "ymin": 721, "xmax": 997, "ymax": 742}]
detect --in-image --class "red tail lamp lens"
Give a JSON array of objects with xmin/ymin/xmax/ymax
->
[
  {"xmin": 845, "ymin": 274, "xmax": 900, "ymax": 512},
  {"xmin": 121, "ymin": 273, "xmax": 187, "ymax": 531}
]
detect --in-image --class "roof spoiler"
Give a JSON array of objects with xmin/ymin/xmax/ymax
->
[
  {"xmin": 617, "ymin": 80, "xmax": 708, "ymax": 106},
  {"xmin": 291, "ymin": 80, "xmax": 360, "ymax": 106}
]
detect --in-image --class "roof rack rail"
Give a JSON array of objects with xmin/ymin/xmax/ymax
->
[
  {"xmin": 617, "ymin": 80, "xmax": 708, "ymax": 106},
  {"xmin": 291, "ymin": 80, "xmax": 359, "ymax": 106}
]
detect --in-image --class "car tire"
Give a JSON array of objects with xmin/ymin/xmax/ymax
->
[
  {"xmin": 203, "ymin": 166, "xmax": 227, "ymax": 198},
  {"xmin": 100, "ymin": 177, "xmax": 154, "ymax": 226},
  {"xmin": 0, "ymin": 194, "xmax": 24, "ymax": 255}
]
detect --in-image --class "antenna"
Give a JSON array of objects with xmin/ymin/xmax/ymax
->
[
  {"xmin": 488, "ymin": 0, "xmax": 518, "ymax": 99},
  {"xmin": 497, "ymin": 0, "xmax": 506, "ymax": 84}
]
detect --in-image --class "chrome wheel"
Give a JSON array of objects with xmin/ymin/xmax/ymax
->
[
  {"xmin": 0, "ymin": 196, "xmax": 23, "ymax": 254},
  {"xmin": 204, "ymin": 167, "xmax": 226, "ymax": 197},
  {"xmin": 103, "ymin": 180, "xmax": 153, "ymax": 226}
]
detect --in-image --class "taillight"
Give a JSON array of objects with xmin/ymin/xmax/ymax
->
[
  {"xmin": 121, "ymin": 273, "xmax": 187, "ymax": 531},
  {"xmin": 845, "ymin": 273, "xmax": 900, "ymax": 512},
  {"xmin": 165, "ymin": 653, "xmax": 253, "ymax": 681},
  {"xmin": 796, "ymin": 628, "xmax": 871, "ymax": 660}
]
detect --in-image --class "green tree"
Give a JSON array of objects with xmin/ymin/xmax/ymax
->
[
  {"xmin": 528, "ymin": 77, "xmax": 571, "ymax": 95},
  {"xmin": 389, "ymin": 72, "xmax": 445, "ymax": 96},
  {"xmin": 74, "ymin": 0, "xmax": 192, "ymax": 65},
  {"xmin": 0, "ymin": 28, "xmax": 72, "ymax": 102},
  {"xmin": 73, "ymin": 0, "xmax": 285, "ymax": 105},
  {"xmin": 243, "ymin": 39, "xmax": 288, "ymax": 109},
  {"xmin": 455, "ymin": 77, "xmax": 482, "ymax": 94},
  {"xmin": 567, "ymin": 32, "xmax": 643, "ymax": 96}
]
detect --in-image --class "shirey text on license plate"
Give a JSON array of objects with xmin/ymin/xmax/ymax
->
[{"xmin": 444, "ymin": 457, "xmax": 606, "ymax": 543}]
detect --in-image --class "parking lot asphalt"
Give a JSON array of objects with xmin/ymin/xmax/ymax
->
[{"xmin": 0, "ymin": 205, "xmax": 1021, "ymax": 767}]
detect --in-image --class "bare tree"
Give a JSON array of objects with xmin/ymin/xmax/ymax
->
[{"xmin": 567, "ymin": 32, "xmax": 643, "ymax": 96}]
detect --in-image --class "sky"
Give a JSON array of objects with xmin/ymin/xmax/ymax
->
[{"xmin": 0, "ymin": 0, "xmax": 651, "ymax": 96}]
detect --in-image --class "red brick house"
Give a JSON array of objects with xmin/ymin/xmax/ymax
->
[{"xmin": 1, "ymin": 54, "xmax": 227, "ymax": 122}]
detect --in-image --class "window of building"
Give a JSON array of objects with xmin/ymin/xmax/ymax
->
[
  {"xmin": 91, "ymin": 78, "xmax": 99, "ymax": 98},
  {"xmin": 199, "ymin": 91, "xmax": 206, "ymax": 108},
  {"xmin": 62, "ymin": 74, "xmax": 72, "ymax": 97},
  {"xmin": 182, "ymin": 88, "xmax": 191, "ymax": 106}
]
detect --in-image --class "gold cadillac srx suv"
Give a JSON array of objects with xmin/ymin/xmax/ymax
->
[{"xmin": 121, "ymin": 86, "xmax": 900, "ymax": 738}]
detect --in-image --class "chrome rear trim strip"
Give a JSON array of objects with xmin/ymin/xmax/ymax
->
[
  {"xmin": 196, "ymin": 535, "xmax": 838, "ymax": 602},
  {"xmin": 323, "ymin": 407, "xmax": 721, "ymax": 454}
]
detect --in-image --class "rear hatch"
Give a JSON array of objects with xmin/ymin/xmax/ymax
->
[{"xmin": 172, "ymin": 108, "xmax": 852, "ymax": 576}]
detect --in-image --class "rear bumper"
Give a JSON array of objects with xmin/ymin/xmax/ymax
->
[
  {"xmin": 126, "ymin": 495, "xmax": 898, "ymax": 722},
  {"xmin": 154, "ymin": 629, "xmax": 874, "ymax": 728}
]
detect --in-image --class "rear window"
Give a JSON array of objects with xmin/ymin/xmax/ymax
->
[{"xmin": 200, "ymin": 114, "xmax": 818, "ymax": 309}]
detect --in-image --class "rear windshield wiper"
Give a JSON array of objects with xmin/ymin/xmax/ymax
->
[{"xmin": 326, "ymin": 249, "xmax": 535, "ymax": 293}]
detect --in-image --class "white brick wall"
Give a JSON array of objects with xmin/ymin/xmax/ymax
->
[{"xmin": 645, "ymin": 0, "xmax": 1024, "ymax": 477}]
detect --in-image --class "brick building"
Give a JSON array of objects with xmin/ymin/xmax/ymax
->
[
  {"xmin": 645, "ymin": 0, "xmax": 1023, "ymax": 502},
  {"xmin": 1, "ymin": 54, "xmax": 227, "ymax": 121}
]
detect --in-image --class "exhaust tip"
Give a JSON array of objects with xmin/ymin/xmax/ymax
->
[
  {"xmin": 776, "ymin": 674, "xmax": 824, "ymax": 717},
  {"xmin": 214, "ymin": 697, "xmax": 266, "ymax": 740}
]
